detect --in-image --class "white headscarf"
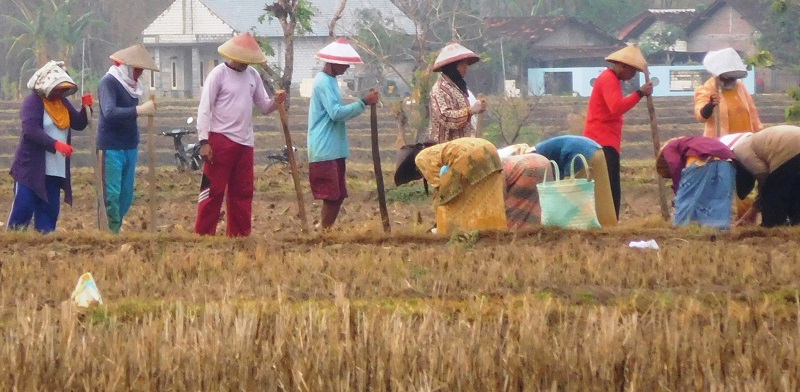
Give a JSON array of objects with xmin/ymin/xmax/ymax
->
[
  {"xmin": 27, "ymin": 61, "xmax": 77, "ymax": 98},
  {"xmin": 107, "ymin": 64, "xmax": 144, "ymax": 98}
]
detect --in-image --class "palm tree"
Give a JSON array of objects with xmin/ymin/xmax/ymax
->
[
  {"xmin": 5, "ymin": 0, "xmax": 104, "ymax": 68},
  {"xmin": 5, "ymin": 0, "xmax": 52, "ymax": 66}
]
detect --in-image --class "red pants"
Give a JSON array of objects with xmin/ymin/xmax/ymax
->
[{"xmin": 194, "ymin": 132, "xmax": 254, "ymax": 237}]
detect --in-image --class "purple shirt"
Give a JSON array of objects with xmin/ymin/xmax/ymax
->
[
  {"xmin": 196, "ymin": 63, "xmax": 276, "ymax": 146},
  {"xmin": 10, "ymin": 93, "xmax": 88, "ymax": 204},
  {"xmin": 661, "ymin": 136, "xmax": 735, "ymax": 193}
]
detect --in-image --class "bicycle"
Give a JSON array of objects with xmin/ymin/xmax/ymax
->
[
  {"xmin": 161, "ymin": 117, "xmax": 203, "ymax": 172},
  {"xmin": 264, "ymin": 146, "xmax": 299, "ymax": 172}
]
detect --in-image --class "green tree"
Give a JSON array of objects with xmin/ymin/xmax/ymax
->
[
  {"xmin": 639, "ymin": 23, "xmax": 686, "ymax": 63},
  {"xmin": 5, "ymin": 0, "xmax": 103, "ymax": 67},
  {"xmin": 574, "ymin": 0, "xmax": 645, "ymax": 33},
  {"xmin": 758, "ymin": 0, "xmax": 800, "ymax": 68}
]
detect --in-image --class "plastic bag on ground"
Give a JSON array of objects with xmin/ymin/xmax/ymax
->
[
  {"xmin": 70, "ymin": 272, "xmax": 103, "ymax": 308},
  {"xmin": 628, "ymin": 239, "xmax": 660, "ymax": 250}
]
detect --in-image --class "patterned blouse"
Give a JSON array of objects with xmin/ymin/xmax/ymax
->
[{"xmin": 427, "ymin": 74, "xmax": 473, "ymax": 143}]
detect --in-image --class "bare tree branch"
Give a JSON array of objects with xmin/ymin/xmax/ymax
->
[{"xmin": 328, "ymin": 0, "xmax": 348, "ymax": 40}]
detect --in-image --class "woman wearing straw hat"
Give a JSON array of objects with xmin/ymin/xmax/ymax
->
[
  {"xmin": 583, "ymin": 45, "xmax": 653, "ymax": 220},
  {"xmin": 428, "ymin": 42, "xmax": 486, "ymax": 144},
  {"xmin": 8, "ymin": 61, "xmax": 93, "ymax": 233},
  {"xmin": 193, "ymin": 32, "xmax": 286, "ymax": 237},
  {"xmin": 307, "ymin": 38, "xmax": 379, "ymax": 230},
  {"xmin": 656, "ymin": 136, "xmax": 736, "ymax": 229},
  {"xmin": 97, "ymin": 43, "xmax": 160, "ymax": 233}
]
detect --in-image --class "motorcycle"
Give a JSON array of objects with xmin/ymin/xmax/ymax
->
[{"xmin": 161, "ymin": 117, "xmax": 202, "ymax": 172}]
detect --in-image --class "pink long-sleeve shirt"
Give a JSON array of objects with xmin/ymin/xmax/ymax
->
[{"xmin": 196, "ymin": 63, "xmax": 277, "ymax": 147}]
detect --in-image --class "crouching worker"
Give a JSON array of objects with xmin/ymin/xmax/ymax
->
[
  {"xmin": 501, "ymin": 153, "xmax": 552, "ymax": 229},
  {"xmin": 415, "ymin": 138, "xmax": 507, "ymax": 235},
  {"xmin": 727, "ymin": 126, "xmax": 800, "ymax": 227},
  {"xmin": 8, "ymin": 61, "xmax": 91, "ymax": 233},
  {"xmin": 530, "ymin": 135, "xmax": 617, "ymax": 227},
  {"xmin": 656, "ymin": 136, "xmax": 736, "ymax": 229}
]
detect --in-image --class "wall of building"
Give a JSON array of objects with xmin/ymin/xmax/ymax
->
[
  {"xmin": 686, "ymin": 5, "xmax": 758, "ymax": 54},
  {"xmin": 528, "ymin": 65, "xmax": 755, "ymax": 97}
]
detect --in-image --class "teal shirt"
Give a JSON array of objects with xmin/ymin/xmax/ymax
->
[
  {"xmin": 307, "ymin": 72, "xmax": 367, "ymax": 163},
  {"xmin": 535, "ymin": 135, "xmax": 601, "ymax": 178}
]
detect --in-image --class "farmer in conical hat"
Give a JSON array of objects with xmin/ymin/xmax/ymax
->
[
  {"xmin": 193, "ymin": 32, "xmax": 286, "ymax": 237},
  {"xmin": 307, "ymin": 37, "xmax": 379, "ymax": 230},
  {"xmin": 582, "ymin": 45, "xmax": 653, "ymax": 220},
  {"xmin": 8, "ymin": 60, "xmax": 93, "ymax": 233},
  {"xmin": 428, "ymin": 42, "xmax": 485, "ymax": 144},
  {"xmin": 96, "ymin": 43, "xmax": 159, "ymax": 233},
  {"xmin": 694, "ymin": 48, "xmax": 762, "ymax": 139}
]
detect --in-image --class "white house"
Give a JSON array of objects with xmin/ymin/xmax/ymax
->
[{"xmin": 141, "ymin": 0, "xmax": 415, "ymax": 98}]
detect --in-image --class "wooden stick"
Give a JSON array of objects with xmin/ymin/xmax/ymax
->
[
  {"xmin": 147, "ymin": 95, "xmax": 157, "ymax": 232},
  {"xmin": 277, "ymin": 102, "xmax": 309, "ymax": 232},
  {"xmin": 85, "ymin": 106, "xmax": 108, "ymax": 231},
  {"xmin": 475, "ymin": 93, "xmax": 485, "ymax": 138},
  {"xmin": 370, "ymin": 104, "xmax": 391, "ymax": 233},
  {"xmin": 715, "ymin": 79, "xmax": 722, "ymax": 137},
  {"xmin": 643, "ymin": 71, "xmax": 671, "ymax": 221}
]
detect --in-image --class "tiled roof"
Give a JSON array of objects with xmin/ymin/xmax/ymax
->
[
  {"xmin": 483, "ymin": 16, "xmax": 614, "ymax": 44},
  {"xmin": 617, "ymin": 9, "xmax": 698, "ymax": 41}
]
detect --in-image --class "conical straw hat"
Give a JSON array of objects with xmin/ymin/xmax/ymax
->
[
  {"xmin": 315, "ymin": 38, "xmax": 363, "ymax": 65},
  {"xmin": 109, "ymin": 44, "xmax": 159, "ymax": 71},
  {"xmin": 703, "ymin": 48, "xmax": 747, "ymax": 79},
  {"xmin": 605, "ymin": 45, "xmax": 648, "ymax": 72},
  {"xmin": 218, "ymin": 33, "xmax": 268, "ymax": 64},
  {"xmin": 432, "ymin": 42, "xmax": 479, "ymax": 72}
]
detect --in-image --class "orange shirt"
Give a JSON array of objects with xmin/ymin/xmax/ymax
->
[{"xmin": 722, "ymin": 88, "xmax": 750, "ymax": 134}]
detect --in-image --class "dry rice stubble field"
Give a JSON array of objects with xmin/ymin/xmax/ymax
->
[{"xmin": 0, "ymin": 162, "xmax": 799, "ymax": 390}]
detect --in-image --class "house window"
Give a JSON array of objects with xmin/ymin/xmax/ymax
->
[
  {"xmin": 669, "ymin": 70, "xmax": 707, "ymax": 92},
  {"xmin": 200, "ymin": 61, "xmax": 205, "ymax": 86},
  {"xmin": 543, "ymin": 72, "xmax": 573, "ymax": 95},
  {"xmin": 149, "ymin": 70, "xmax": 155, "ymax": 89},
  {"xmin": 171, "ymin": 61, "xmax": 177, "ymax": 90}
]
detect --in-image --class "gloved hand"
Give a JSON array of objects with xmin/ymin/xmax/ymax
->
[
  {"xmin": 136, "ymin": 100, "xmax": 156, "ymax": 116},
  {"xmin": 81, "ymin": 93, "xmax": 94, "ymax": 107},
  {"xmin": 470, "ymin": 99, "xmax": 486, "ymax": 115},
  {"xmin": 54, "ymin": 141, "xmax": 73, "ymax": 158}
]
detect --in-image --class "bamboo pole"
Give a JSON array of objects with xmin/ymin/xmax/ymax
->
[
  {"xmin": 643, "ymin": 71, "xmax": 671, "ymax": 221},
  {"xmin": 86, "ymin": 108, "xmax": 108, "ymax": 231},
  {"xmin": 277, "ymin": 102, "xmax": 309, "ymax": 231},
  {"xmin": 370, "ymin": 104, "xmax": 391, "ymax": 233},
  {"xmin": 147, "ymin": 95, "xmax": 157, "ymax": 232},
  {"xmin": 475, "ymin": 93, "xmax": 485, "ymax": 138}
]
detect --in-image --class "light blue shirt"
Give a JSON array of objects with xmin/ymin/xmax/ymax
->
[
  {"xmin": 307, "ymin": 72, "xmax": 366, "ymax": 163},
  {"xmin": 43, "ymin": 113, "xmax": 67, "ymax": 178}
]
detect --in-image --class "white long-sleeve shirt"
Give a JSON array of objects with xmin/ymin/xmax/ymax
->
[{"xmin": 196, "ymin": 63, "xmax": 276, "ymax": 147}]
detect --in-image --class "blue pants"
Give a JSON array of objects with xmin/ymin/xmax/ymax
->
[
  {"xmin": 103, "ymin": 149, "xmax": 138, "ymax": 233},
  {"xmin": 673, "ymin": 161, "xmax": 735, "ymax": 230},
  {"xmin": 7, "ymin": 176, "xmax": 63, "ymax": 233}
]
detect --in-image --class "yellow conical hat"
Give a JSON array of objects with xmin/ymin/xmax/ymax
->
[
  {"xmin": 218, "ymin": 33, "xmax": 268, "ymax": 65},
  {"xmin": 605, "ymin": 45, "xmax": 648, "ymax": 72},
  {"xmin": 109, "ymin": 44, "xmax": 159, "ymax": 71}
]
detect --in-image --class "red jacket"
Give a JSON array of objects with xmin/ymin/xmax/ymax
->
[{"xmin": 582, "ymin": 69, "xmax": 642, "ymax": 153}]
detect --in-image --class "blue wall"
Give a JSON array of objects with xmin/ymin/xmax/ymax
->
[{"xmin": 528, "ymin": 65, "xmax": 756, "ymax": 97}]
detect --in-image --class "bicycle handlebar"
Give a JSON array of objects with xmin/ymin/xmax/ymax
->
[{"xmin": 161, "ymin": 129, "xmax": 196, "ymax": 136}]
